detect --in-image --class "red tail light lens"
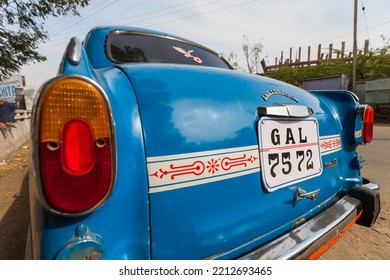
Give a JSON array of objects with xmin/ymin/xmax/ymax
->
[
  {"xmin": 363, "ymin": 106, "xmax": 374, "ymax": 144},
  {"xmin": 61, "ymin": 119, "xmax": 95, "ymax": 176},
  {"xmin": 37, "ymin": 76, "xmax": 115, "ymax": 215},
  {"xmin": 355, "ymin": 105, "xmax": 374, "ymax": 145}
]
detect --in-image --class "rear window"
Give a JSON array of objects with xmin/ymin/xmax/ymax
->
[{"xmin": 106, "ymin": 32, "xmax": 231, "ymax": 69}]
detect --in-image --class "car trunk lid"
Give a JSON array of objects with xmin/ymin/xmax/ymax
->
[{"xmin": 120, "ymin": 64, "xmax": 344, "ymax": 259}]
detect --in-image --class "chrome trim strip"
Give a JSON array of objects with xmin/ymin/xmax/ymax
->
[
  {"xmin": 257, "ymin": 105, "xmax": 313, "ymax": 118},
  {"xmin": 238, "ymin": 196, "xmax": 362, "ymax": 260},
  {"xmin": 355, "ymin": 104, "xmax": 368, "ymax": 145},
  {"xmin": 361, "ymin": 178, "xmax": 380, "ymax": 191},
  {"xmin": 66, "ymin": 37, "xmax": 82, "ymax": 66}
]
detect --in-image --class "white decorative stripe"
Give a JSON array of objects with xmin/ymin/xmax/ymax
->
[
  {"xmin": 147, "ymin": 145, "xmax": 258, "ymax": 162},
  {"xmin": 147, "ymin": 145, "xmax": 260, "ymax": 193},
  {"xmin": 147, "ymin": 135, "xmax": 342, "ymax": 194},
  {"xmin": 149, "ymin": 168, "xmax": 260, "ymax": 193},
  {"xmin": 319, "ymin": 134, "xmax": 342, "ymax": 155}
]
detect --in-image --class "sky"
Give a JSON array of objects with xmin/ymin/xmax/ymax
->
[{"xmin": 19, "ymin": 0, "xmax": 390, "ymax": 88}]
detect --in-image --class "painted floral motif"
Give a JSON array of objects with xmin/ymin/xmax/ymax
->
[
  {"xmin": 149, "ymin": 154, "xmax": 258, "ymax": 180},
  {"xmin": 207, "ymin": 158, "xmax": 220, "ymax": 174},
  {"xmin": 149, "ymin": 161, "xmax": 205, "ymax": 180}
]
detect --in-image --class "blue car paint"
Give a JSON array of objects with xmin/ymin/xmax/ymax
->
[
  {"xmin": 311, "ymin": 90, "xmax": 363, "ymax": 190},
  {"xmin": 118, "ymin": 65, "xmax": 356, "ymax": 259},
  {"xmin": 30, "ymin": 26, "xmax": 368, "ymax": 259}
]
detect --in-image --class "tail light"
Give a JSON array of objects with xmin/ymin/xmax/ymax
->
[
  {"xmin": 362, "ymin": 105, "xmax": 374, "ymax": 144},
  {"xmin": 355, "ymin": 105, "xmax": 374, "ymax": 145},
  {"xmin": 34, "ymin": 76, "xmax": 115, "ymax": 215}
]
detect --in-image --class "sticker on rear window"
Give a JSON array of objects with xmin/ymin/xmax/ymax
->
[{"xmin": 173, "ymin": 46, "xmax": 203, "ymax": 64}]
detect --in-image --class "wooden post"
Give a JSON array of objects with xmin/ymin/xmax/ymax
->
[
  {"xmin": 329, "ymin": 43, "xmax": 333, "ymax": 60},
  {"xmin": 364, "ymin": 39, "xmax": 369, "ymax": 55},
  {"xmin": 317, "ymin": 44, "xmax": 322, "ymax": 61},
  {"xmin": 308, "ymin": 46, "xmax": 311, "ymax": 65},
  {"xmin": 298, "ymin": 47, "xmax": 301, "ymax": 66},
  {"xmin": 352, "ymin": 0, "xmax": 358, "ymax": 93},
  {"xmin": 341, "ymin": 41, "xmax": 345, "ymax": 58},
  {"xmin": 289, "ymin": 48, "xmax": 292, "ymax": 65},
  {"xmin": 261, "ymin": 59, "xmax": 267, "ymax": 73},
  {"xmin": 280, "ymin": 51, "xmax": 284, "ymax": 65}
]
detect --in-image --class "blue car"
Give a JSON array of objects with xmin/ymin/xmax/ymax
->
[{"xmin": 26, "ymin": 26, "xmax": 380, "ymax": 260}]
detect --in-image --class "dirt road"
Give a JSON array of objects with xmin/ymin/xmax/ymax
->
[
  {"xmin": 320, "ymin": 124, "xmax": 390, "ymax": 259},
  {"xmin": 0, "ymin": 126, "xmax": 389, "ymax": 260},
  {"xmin": 0, "ymin": 143, "xmax": 29, "ymax": 259}
]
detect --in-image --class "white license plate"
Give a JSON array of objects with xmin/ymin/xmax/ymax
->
[{"xmin": 258, "ymin": 118, "xmax": 323, "ymax": 191}]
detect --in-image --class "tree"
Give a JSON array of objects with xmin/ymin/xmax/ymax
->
[
  {"xmin": 356, "ymin": 42, "xmax": 390, "ymax": 81},
  {"xmin": 379, "ymin": 35, "xmax": 390, "ymax": 54},
  {"xmin": 0, "ymin": 0, "xmax": 90, "ymax": 77},
  {"xmin": 242, "ymin": 35, "xmax": 263, "ymax": 73},
  {"xmin": 222, "ymin": 51, "xmax": 241, "ymax": 70}
]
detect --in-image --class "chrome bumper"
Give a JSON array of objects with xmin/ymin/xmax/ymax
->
[{"xmin": 239, "ymin": 180, "xmax": 380, "ymax": 260}]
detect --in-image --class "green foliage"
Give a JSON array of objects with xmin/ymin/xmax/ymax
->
[
  {"xmin": 0, "ymin": 0, "xmax": 90, "ymax": 77},
  {"xmin": 356, "ymin": 36, "xmax": 390, "ymax": 81},
  {"xmin": 265, "ymin": 60, "xmax": 353, "ymax": 87}
]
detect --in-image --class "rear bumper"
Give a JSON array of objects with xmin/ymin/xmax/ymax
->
[{"xmin": 239, "ymin": 179, "xmax": 380, "ymax": 260}]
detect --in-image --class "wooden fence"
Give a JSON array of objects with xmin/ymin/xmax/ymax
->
[{"xmin": 262, "ymin": 40, "xmax": 370, "ymax": 73}]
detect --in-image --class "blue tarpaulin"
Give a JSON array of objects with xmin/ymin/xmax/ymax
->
[{"xmin": 0, "ymin": 100, "xmax": 16, "ymax": 122}]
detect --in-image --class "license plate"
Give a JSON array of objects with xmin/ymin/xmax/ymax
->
[{"xmin": 258, "ymin": 117, "xmax": 323, "ymax": 191}]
